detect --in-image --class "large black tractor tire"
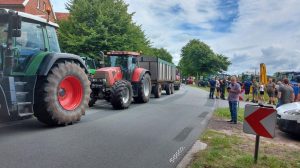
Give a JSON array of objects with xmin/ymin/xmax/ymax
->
[
  {"xmin": 166, "ymin": 83, "xmax": 171, "ymax": 95},
  {"xmin": 154, "ymin": 84, "xmax": 162, "ymax": 98},
  {"xmin": 171, "ymin": 83, "xmax": 175, "ymax": 94},
  {"xmin": 111, "ymin": 80, "xmax": 133, "ymax": 110},
  {"xmin": 34, "ymin": 62, "xmax": 91, "ymax": 126},
  {"xmin": 134, "ymin": 73, "xmax": 152, "ymax": 103},
  {"xmin": 88, "ymin": 92, "xmax": 97, "ymax": 107}
]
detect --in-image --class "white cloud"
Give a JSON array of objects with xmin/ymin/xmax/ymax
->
[{"xmin": 51, "ymin": 0, "xmax": 300, "ymax": 75}]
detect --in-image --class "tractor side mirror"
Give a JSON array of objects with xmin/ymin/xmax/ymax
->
[
  {"xmin": 12, "ymin": 29, "xmax": 21, "ymax": 37},
  {"xmin": 11, "ymin": 14, "xmax": 21, "ymax": 29}
]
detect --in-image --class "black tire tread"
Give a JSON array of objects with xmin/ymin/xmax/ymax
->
[{"xmin": 34, "ymin": 62, "xmax": 91, "ymax": 126}]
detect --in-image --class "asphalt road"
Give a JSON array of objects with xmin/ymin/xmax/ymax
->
[{"xmin": 0, "ymin": 85, "xmax": 215, "ymax": 168}]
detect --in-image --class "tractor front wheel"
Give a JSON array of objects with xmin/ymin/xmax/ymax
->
[
  {"xmin": 34, "ymin": 62, "xmax": 91, "ymax": 126},
  {"xmin": 111, "ymin": 80, "xmax": 133, "ymax": 110}
]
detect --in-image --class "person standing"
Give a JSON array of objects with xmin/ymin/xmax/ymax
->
[
  {"xmin": 259, "ymin": 83, "xmax": 265, "ymax": 103},
  {"xmin": 266, "ymin": 78, "xmax": 276, "ymax": 105},
  {"xmin": 209, "ymin": 78, "xmax": 216, "ymax": 99},
  {"xmin": 216, "ymin": 78, "xmax": 220, "ymax": 99},
  {"xmin": 227, "ymin": 76, "xmax": 241, "ymax": 124},
  {"xmin": 243, "ymin": 80, "xmax": 252, "ymax": 101},
  {"xmin": 277, "ymin": 78, "xmax": 294, "ymax": 107},
  {"xmin": 252, "ymin": 79, "xmax": 259, "ymax": 103},
  {"xmin": 220, "ymin": 79, "xmax": 226, "ymax": 100}
]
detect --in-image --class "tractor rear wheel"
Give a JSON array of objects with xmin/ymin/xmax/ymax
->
[
  {"xmin": 166, "ymin": 83, "xmax": 171, "ymax": 95},
  {"xmin": 171, "ymin": 83, "xmax": 175, "ymax": 94},
  {"xmin": 111, "ymin": 80, "xmax": 132, "ymax": 109},
  {"xmin": 34, "ymin": 62, "xmax": 91, "ymax": 126},
  {"xmin": 154, "ymin": 84, "xmax": 162, "ymax": 98},
  {"xmin": 134, "ymin": 73, "xmax": 151, "ymax": 103}
]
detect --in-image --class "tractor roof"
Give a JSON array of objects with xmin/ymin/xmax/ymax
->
[
  {"xmin": 0, "ymin": 8, "xmax": 58, "ymax": 28},
  {"xmin": 107, "ymin": 51, "xmax": 141, "ymax": 57}
]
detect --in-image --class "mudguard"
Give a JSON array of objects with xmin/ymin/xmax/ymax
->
[
  {"xmin": 0, "ymin": 84, "xmax": 10, "ymax": 118},
  {"xmin": 132, "ymin": 68, "xmax": 151, "ymax": 82},
  {"xmin": 38, "ymin": 53, "xmax": 88, "ymax": 76}
]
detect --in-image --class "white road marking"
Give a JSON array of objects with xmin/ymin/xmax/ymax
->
[{"xmin": 169, "ymin": 146, "xmax": 186, "ymax": 164}]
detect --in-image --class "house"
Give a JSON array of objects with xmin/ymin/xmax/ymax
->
[
  {"xmin": 55, "ymin": 12, "xmax": 69, "ymax": 21},
  {"xmin": 0, "ymin": 0, "xmax": 57, "ymax": 22}
]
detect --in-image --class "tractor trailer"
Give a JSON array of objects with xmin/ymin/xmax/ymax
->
[
  {"xmin": 0, "ymin": 9, "xmax": 90, "ymax": 125},
  {"xmin": 138, "ymin": 56, "xmax": 176, "ymax": 98}
]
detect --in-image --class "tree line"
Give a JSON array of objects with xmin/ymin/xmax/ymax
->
[
  {"xmin": 58, "ymin": 0, "xmax": 231, "ymax": 74},
  {"xmin": 58, "ymin": 0, "xmax": 173, "ymax": 63}
]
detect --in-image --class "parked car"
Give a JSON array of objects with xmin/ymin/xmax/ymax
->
[{"xmin": 277, "ymin": 102, "xmax": 300, "ymax": 135}]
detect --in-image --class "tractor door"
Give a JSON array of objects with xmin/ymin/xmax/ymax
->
[{"xmin": 127, "ymin": 56, "xmax": 138, "ymax": 81}]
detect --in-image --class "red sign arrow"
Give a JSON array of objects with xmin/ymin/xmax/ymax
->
[{"xmin": 245, "ymin": 108, "xmax": 276, "ymax": 138}]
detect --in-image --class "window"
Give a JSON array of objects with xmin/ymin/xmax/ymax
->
[
  {"xmin": 37, "ymin": 0, "xmax": 40, "ymax": 9},
  {"xmin": 14, "ymin": 21, "xmax": 45, "ymax": 72},
  {"xmin": 46, "ymin": 26, "xmax": 60, "ymax": 52}
]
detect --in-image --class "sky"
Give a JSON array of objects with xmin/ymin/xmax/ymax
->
[{"xmin": 51, "ymin": 0, "xmax": 300, "ymax": 75}]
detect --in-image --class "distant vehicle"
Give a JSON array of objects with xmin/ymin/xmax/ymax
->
[
  {"xmin": 174, "ymin": 69, "xmax": 181, "ymax": 90},
  {"xmin": 277, "ymin": 102, "xmax": 300, "ymax": 135},
  {"xmin": 274, "ymin": 71, "xmax": 300, "ymax": 83}
]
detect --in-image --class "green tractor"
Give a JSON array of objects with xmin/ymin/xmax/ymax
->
[
  {"xmin": 81, "ymin": 56, "xmax": 102, "ymax": 75},
  {"xmin": 0, "ymin": 9, "xmax": 91, "ymax": 125}
]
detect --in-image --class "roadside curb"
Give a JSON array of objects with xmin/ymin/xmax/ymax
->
[
  {"xmin": 176, "ymin": 140, "xmax": 207, "ymax": 168},
  {"xmin": 176, "ymin": 99, "xmax": 216, "ymax": 168}
]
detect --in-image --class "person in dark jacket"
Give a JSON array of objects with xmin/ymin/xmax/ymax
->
[
  {"xmin": 209, "ymin": 78, "xmax": 216, "ymax": 99},
  {"xmin": 220, "ymin": 79, "xmax": 227, "ymax": 100}
]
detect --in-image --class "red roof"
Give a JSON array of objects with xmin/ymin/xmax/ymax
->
[
  {"xmin": 55, "ymin": 12, "xmax": 70, "ymax": 21},
  {"xmin": 0, "ymin": 0, "xmax": 25, "ymax": 5}
]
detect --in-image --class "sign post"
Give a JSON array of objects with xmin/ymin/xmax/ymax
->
[{"xmin": 243, "ymin": 104, "xmax": 276, "ymax": 164}]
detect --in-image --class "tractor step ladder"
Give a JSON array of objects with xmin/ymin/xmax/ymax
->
[{"xmin": 14, "ymin": 79, "xmax": 34, "ymax": 118}]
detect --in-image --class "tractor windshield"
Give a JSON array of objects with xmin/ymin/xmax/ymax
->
[
  {"xmin": 0, "ymin": 22, "xmax": 8, "ymax": 71},
  {"xmin": 86, "ymin": 59, "xmax": 95, "ymax": 69},
  {"xmin": 108, "ymin": 56, "xmax": 128, "ymax": 71}
]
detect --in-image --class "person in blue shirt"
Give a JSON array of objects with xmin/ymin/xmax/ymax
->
[
  {"xmin": 209, "ymin": 78, "xmax": 216, "ymax": 99},
  {"xmin": 243, "ymin": 80, "xmax": 252, "ymax": 101}
]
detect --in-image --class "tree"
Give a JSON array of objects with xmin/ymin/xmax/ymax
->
[
  {"xmin": 147, "ymin": 48, "xmax": 173, "ymax": 63},
  {"xmin": 179, "ymin": 39, "xmax": 231, "ymax": 77},
  {"xmin": 58, "ymin": 0, "xmax": 152, "ymax": 59}
]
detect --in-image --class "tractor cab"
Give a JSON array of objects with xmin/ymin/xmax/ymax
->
[{"xmin": 106, "ymin": 51, "xmax": 140, "ymax": 80}]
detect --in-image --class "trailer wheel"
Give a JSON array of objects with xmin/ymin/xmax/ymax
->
[
  {"xmin": 171, "ymin": 84, "xmax": 175, "ymax": 94},
  {"xmin": 134, "ymin": 73, "xmax": 151, "ymax": 103},
  {"xmin": 166, "ymin": 83, "xmax": 171, "ymax": 95},
  {"xmin": 154, "ymin": 84, "xmax": 162, "ymax": 98},
  {"xmin": 34, "ymin": 62, "xmax": 91, "ymax": 126},
  {"xmin": 111, "ymin": 80, "xmax": 132, "ymax": 109},
  {"xmin": 174, "ymin": 85, "xmax": 180, "ymax": 90}
]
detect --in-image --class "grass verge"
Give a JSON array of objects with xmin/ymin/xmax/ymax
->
[
  {"xmin": 214, "ymin": 107, "xmax": 244, "ymax": 122},
  {"xmin": 189, "ymin": 129, "xmax": 300, "ymax": 168}
]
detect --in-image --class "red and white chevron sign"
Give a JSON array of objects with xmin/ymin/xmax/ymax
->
[{"xmin": 243, "ymin": 105, "xmax": 276, "ymax": 138}]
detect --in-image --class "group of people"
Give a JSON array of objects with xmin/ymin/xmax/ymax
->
[
  {"xmin": 208, "ymin": 76, "xmax": 300, "ymax": 124},
  {"xmin": 243, "ymin": 78, "xmax": 299, "ymax": 107},
  {"xmin": 208, "ymin": 78, "xmax": 227, "ymax": 99}
]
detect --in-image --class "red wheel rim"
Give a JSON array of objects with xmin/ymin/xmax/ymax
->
[{"xmin": 58, "ymin": 76, "xmax": 83, "ymax": 111}]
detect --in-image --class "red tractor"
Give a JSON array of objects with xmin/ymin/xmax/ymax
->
[{"xmin": 89, "ymin": 51, "xmax": 151, "ymax": 109}]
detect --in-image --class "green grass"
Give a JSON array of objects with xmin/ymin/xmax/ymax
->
[
  {"xmin": 189, "ymin": 130, "xmax": 300, "ymax": 168},
  {"xmin": 214, "ymin": 107, "xmax": 244, "ymax": 122}
]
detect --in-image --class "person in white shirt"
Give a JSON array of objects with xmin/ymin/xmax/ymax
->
[
  {"xmin": 259, "ymin": 83, "xmax": 265, "ymax": 103},
  {"xmin": 216, "ymin": 78, "xmax": 220, "ymax": 99}
]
